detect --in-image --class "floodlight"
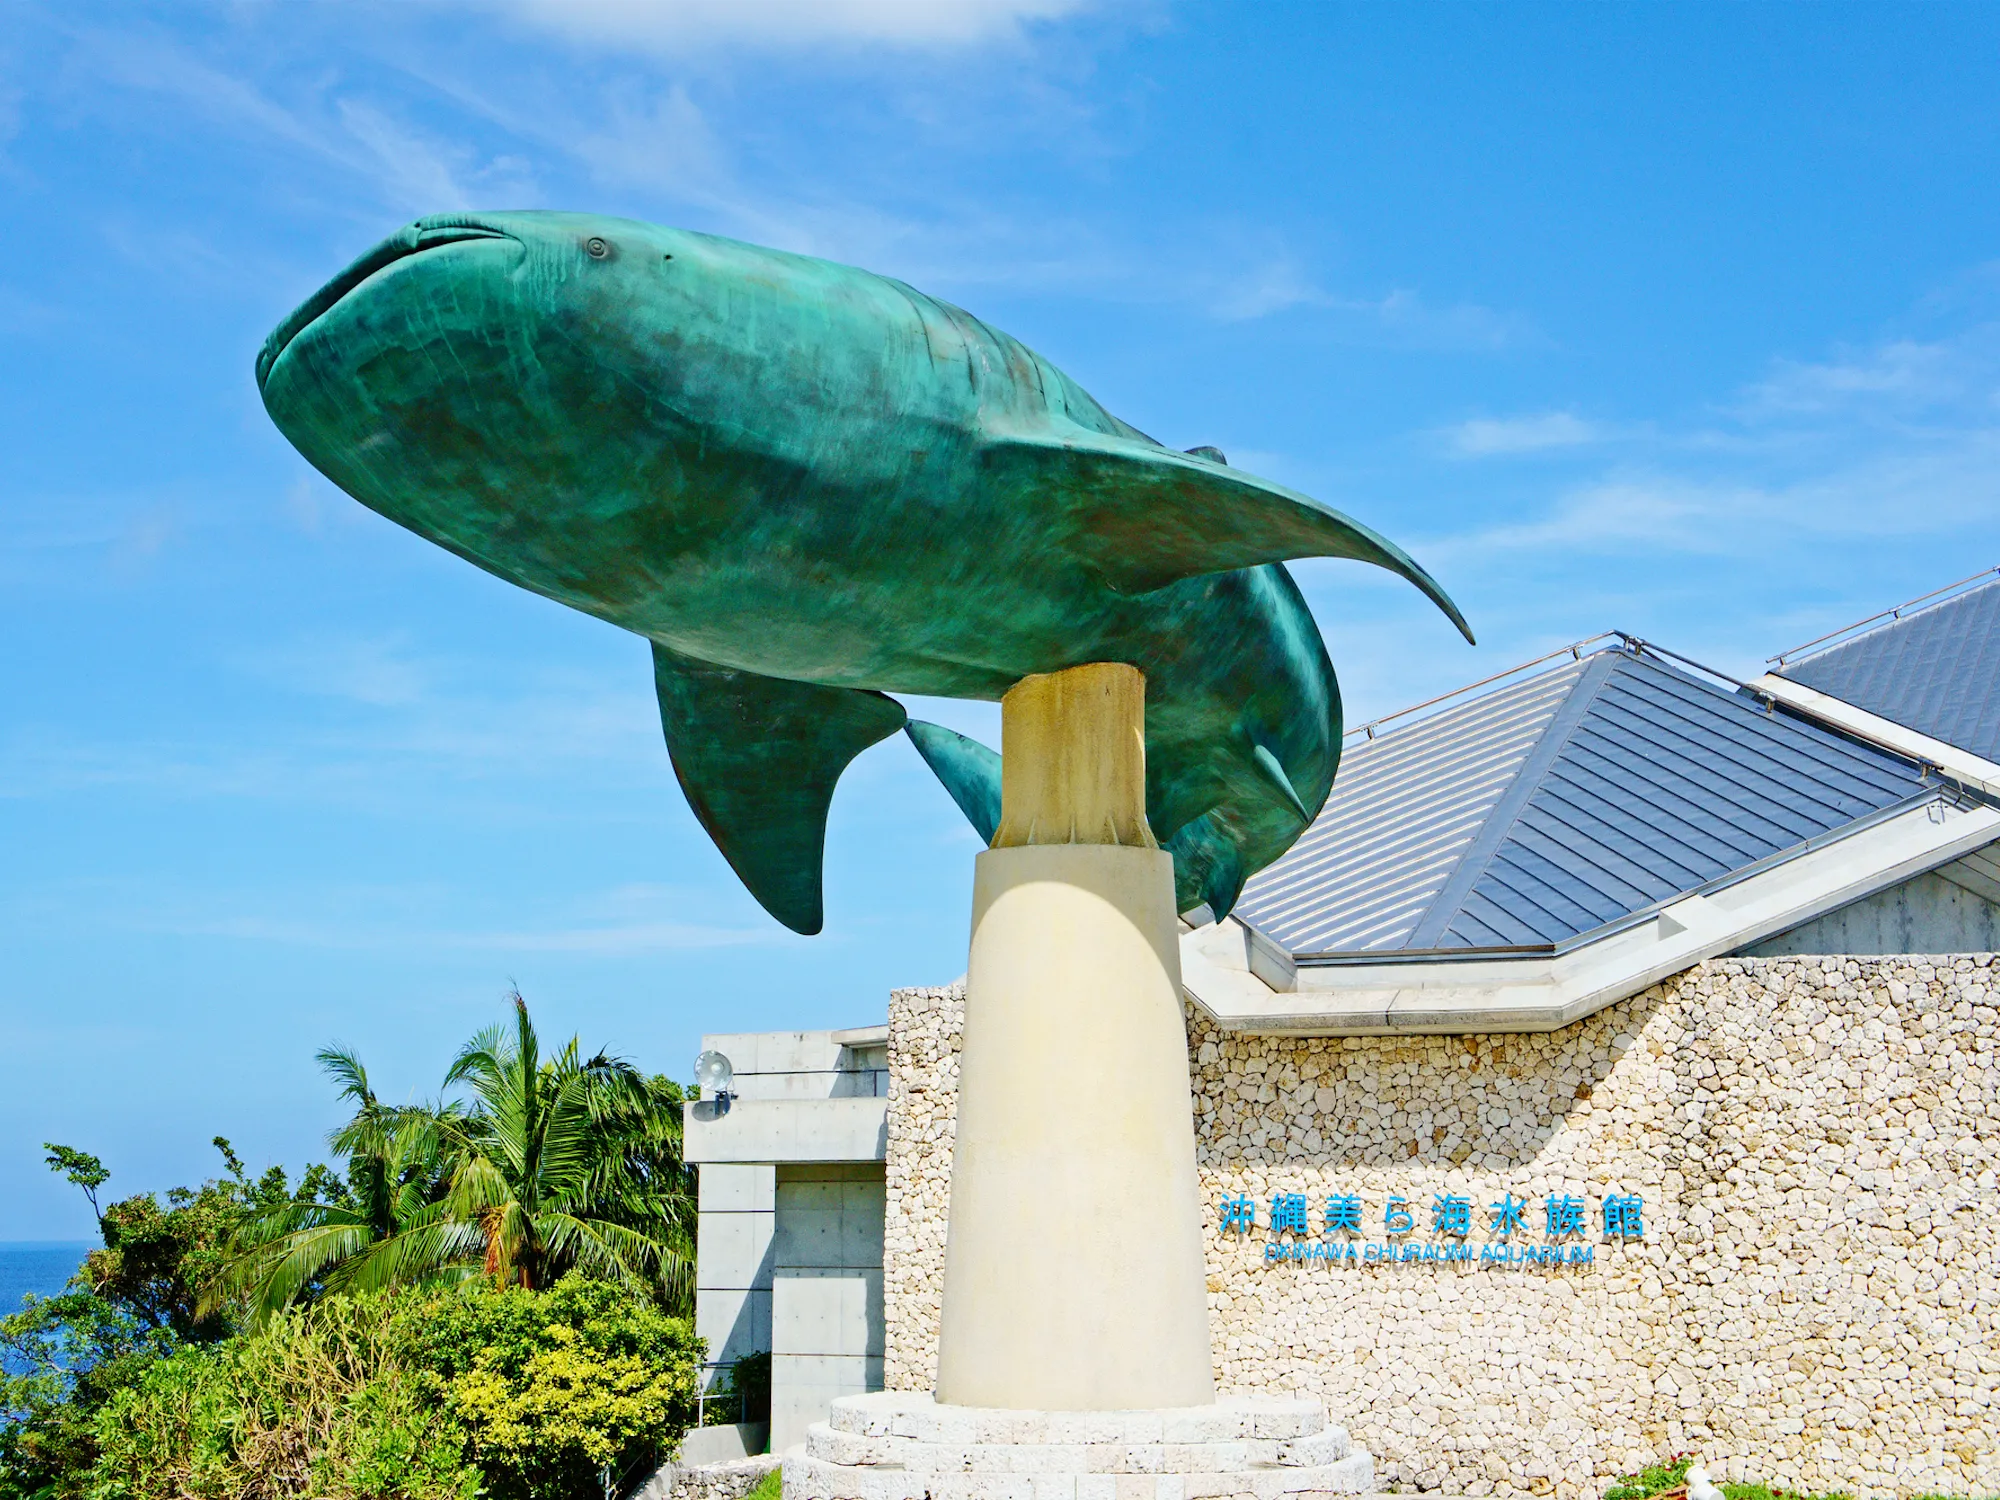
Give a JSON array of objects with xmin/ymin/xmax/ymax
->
[{"xmin": 695, "ymin": 1049, "xmax": 735, "ymax": 1102}]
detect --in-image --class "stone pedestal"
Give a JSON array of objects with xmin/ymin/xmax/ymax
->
[
  {"xmin": 934, "ymin": 665, "xmax": 1213, "ymax": 1411},
  {"xmin": 800, "ymin": 667, "xmax": 1380, "ymax": 1500},
  {"xmin": 786, "ymin": 1392, "xmax": 1374, "ymax": 1500}
]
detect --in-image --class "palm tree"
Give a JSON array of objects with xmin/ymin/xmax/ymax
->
[
  {"xmin": 218, "ymin": 995, "xmax": 695, "ymax": 1321},
  {"xmin": 216, "ymin": 1048, "xmax": 473, "ymax": 1323},
  {"xmin": 442, "ymin": 995, "xmax": 695, "ymax": 1305}
]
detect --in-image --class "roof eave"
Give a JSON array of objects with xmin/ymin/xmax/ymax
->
[{"xmin": 1183, "ymin": 792, "xmax": 2000, "ymax": 1036}]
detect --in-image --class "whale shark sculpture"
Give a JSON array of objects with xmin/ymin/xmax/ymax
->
[{"xmin": 256, "ymin": 212, "xmax": 1472, "ymax": 933}]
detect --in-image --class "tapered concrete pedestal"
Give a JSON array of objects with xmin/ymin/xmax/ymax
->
[
  {"xmin": 938, "ymin": 664, "xmax": 1211, "ymax": 1411},
  {"xmin": 788, "ymin": 666, "xmax": 1373, "ymax": 1498}
]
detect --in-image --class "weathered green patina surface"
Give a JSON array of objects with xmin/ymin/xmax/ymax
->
[{"xmin": 257, "ymin": 212, "xmax": 1471, "ymax": 932}]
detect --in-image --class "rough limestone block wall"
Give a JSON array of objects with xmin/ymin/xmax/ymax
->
[{"xmin": 881, "ymin": 958, "xmax": 2000, "ymax": 1500}]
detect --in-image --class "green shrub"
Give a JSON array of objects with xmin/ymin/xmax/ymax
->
[
  {"xmin": 88, "ymin": 1295, "xmax": 476, "ymax": 1500},
  {"xmin": 393, "ymin": 1274, "xmax": 702, "ymax": 1500},
  {"xmin": 702, "ymin": 1351, "xmax": 771, "ymax": 1428},
  {"xmin": 1607, "ymin": 1455, "xmax": 1693, "ymax": 1500},
  {"xmin": 76, "ymin": 1276, "xmax": 701, "ymax": 1500}
]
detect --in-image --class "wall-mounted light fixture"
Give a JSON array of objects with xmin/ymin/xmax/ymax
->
[{"xmin": 695, "ymin": 1048, "xmax": 735, "ymax": 1107}]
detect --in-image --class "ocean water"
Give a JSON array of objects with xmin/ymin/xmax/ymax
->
[
  {"xmin": 0, "ymin": 1242, "xmax": 90, "ymax": 1313},
  {"xmin": 0, "ymin": 1240, "xmax": 91, "ymax": 1384},
  {"xmin": 0, "ymin": 1241, "xmax": 92, "ymax": 1373}
]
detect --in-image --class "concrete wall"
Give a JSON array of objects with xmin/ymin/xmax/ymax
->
[
  {"xmin": 883, "ymin": 961, "xmax": 2000, "ymax": 1500},
  {"xmin": 1747, "ymin": 869, "xmax": 2000, "ymax": 957},
  {"xmin": 695, "ymin": 1163, "xmax": 774, "ymax": 1375},
  {"xmin": 689, "ymin": 1025, "xmax": 889, "ymax": 1444},
  {"xmin": 772, "ymin": 1162, "xmax": 886, "ymax": 1453}
]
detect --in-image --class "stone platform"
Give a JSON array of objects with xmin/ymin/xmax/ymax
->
[{"xmin": 784, "ymin": 1392, "xmax": 1374, "ymax": 1500}]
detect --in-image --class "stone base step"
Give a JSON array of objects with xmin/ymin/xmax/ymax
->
[
  {"xmin": 786, "ymin": 1394, "xmax": 1372, "ymax": 1500},
  {"xmin": 785, "ymin": 1451, "xmax": 1375, "ymax": 1500},
  {"xmin": 805, "ymin": 1421, "xmax": 1350, "ymax": 1472},
  {"xmin": 826, "ymin": 1393, "xmax": 1331, "ymax": 1445}
]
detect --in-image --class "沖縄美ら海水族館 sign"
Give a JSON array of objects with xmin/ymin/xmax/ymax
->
[{"xmin": 255, "ymin": 213, "xmax": 1471, "ymax": 929}]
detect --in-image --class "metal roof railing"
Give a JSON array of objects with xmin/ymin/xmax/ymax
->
[
  {"xmin": 1345, "ymin": 632, "xmax": 1621, "ymax": 742},
  {"xmin": 1767, "ymin": 564, "xmax": 2000, "ymax": 668}
]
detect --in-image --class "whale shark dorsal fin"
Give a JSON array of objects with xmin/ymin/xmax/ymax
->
[
  {"xmin": 904, "ymin": 720, "xmax": 1002, "ymax": 846},
  {"xmin": 982, "ymin": 430, "xmax": 1475, "ymax": 645},
  {"xmin": 651, "ymin": 643, "xmax": 907, "ymax": 934}
]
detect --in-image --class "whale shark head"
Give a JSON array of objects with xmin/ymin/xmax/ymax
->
[{"xmin": 257, "ymin": 211, "xmax": 752, "ymax": 608}]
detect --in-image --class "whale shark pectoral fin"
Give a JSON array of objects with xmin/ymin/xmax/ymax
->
[
  {"xmin": 651, "ymin": 643, "xmax": 907, "ymax": 935},
  {"xmin": 981, "ymin": 431, "xmax": 1475, "ymax": 645},
  {"xmin": 905, "ymin": 721, "xmax": 1002, "ymax": 846}
]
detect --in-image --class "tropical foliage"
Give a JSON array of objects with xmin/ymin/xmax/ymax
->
[
  {"xmin": 1, "ymin": 995, "xmax": 707, "ymax": 1500},
  {"xmin": 220, "ymin": 994, "xmax": 696, "ymax": 1322},
  {"xmin": 86, "ymin": 1278, "xmax": 698, "ymax": 1500}
]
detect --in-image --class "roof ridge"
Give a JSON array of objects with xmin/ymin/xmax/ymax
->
[{"xmin": 1399, "ymin": 649, "xmax": 1626, "ymax": 950}]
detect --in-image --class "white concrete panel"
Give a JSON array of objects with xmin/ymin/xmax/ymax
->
[
  {"xmin": 698, "ymin": 1163, "xmax": 774, "ymax": 1213},
  {"xmin": 695, "ymin": 1208, "xmax": 774, "ymax": 1290},
  {"xmin": 695, "ymin": 1285, "xmax": 771, "ymax": 1366},
  {"xmin": 774, "ymin": 1168, "xmax": 885, "ymax": 1271},
  {"xmin": 684, "ymin": 1097, "xmax": 888, "ymax": 1163},
  {"xmin": 677, "ymin": 1423, "xmax": 768, "ymax": 1465},
  {"xmin": 772, "ymin": 1268, "xmax": 884, "ymax": 1358},
  {"xmin": 770, "ymin": 1354, "xmax": 882, "ymax": 1453},
  {"xmin": 1745, "ymin": 869, "xmax": 2000, "ymax": 956}
]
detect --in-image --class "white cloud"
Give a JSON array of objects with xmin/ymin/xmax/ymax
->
[
  {"xmin": 66, "ymin": 28, "xmax": 539, "ymax": 219},
  {"xmin": 459, "ymin": 0, "xmax": 1100, "ymax": 50},
  {"xmin": 1448, "ymin": 412, "xmax": 1606, "ymax": 456},
  {"xmin": 169, "ymin": 910, "xmax": 778, "ymax": 954},
  {"xmin": 1737, "ymin": 338, "xmax": 1961, "ymax": 418},
  {"xmin": 1201, "ymin": 256, "xmax": 1535, "ymax": 349},
  {"xmin": 1436, "ymin": 431, "xmax": 2000, "ymax": 563},
  {"xmin": 239, "ymin": 635, "xmax": 432, "ymax": 709}
]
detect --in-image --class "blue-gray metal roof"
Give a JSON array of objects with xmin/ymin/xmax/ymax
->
[
  {"xmin": 1234, "ymin": 645, "xmax": 1931, "ymax": 957},
  {"xmin": 1776, "ymin": 578, "xmax": 2000, "ymax": 762}
]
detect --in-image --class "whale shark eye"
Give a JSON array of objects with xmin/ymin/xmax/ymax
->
[{"xmin": 585, "ymin": 237, "xmax": 611, "ymax": 260}]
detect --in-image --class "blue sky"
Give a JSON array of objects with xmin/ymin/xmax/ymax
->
[{"xmin": 6, "ymin": 0, "xmax": 2000, "ymax": 1237}]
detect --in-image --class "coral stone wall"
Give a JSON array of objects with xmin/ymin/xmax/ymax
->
[{"xmin": 882, "ymin": 958, "xmax": 2000, "ymax": 1500}]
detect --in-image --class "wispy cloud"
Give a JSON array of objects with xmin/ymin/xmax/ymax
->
[
  {"xmin": 1735, "ymin": 338, "xmax": 1965, "ymax": 420},
  {"xmin": 167, "ymin": 910, "xmax": 778, "ymax": 954},
  {"xmin": 65, "ymin": 27, "xmax": 541, "ymax": 220},
  {"xmin": 450, "ymin": 0, "xmax": 1103, "ymax": 51},
  {"xmin": 1428, "ymin": 301, "xmax": 2000, "ymax": 574},
  {"xmin": 1203, "ymin": 253, "xmax": 1536, "ymax": 349},
  {"xmin": 14, "ymin": 877, "xmax": 785, "ymax": 955},
  {"xmin": 1446, "ymin": 411, "xmax": 1608, "ymax": 456}
]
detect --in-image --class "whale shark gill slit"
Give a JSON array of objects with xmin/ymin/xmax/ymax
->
[{"xmin": 255, "ymin": 220, "xmax": 513, "ymax": 392}]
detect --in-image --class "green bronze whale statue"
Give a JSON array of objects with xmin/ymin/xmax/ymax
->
[{"xmin": 256, "ymin": 211, "xmax": 1472, "ymax": 933}]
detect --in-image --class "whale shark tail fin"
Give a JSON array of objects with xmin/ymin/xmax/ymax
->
[
  {"xmin": 981, "ymin": 431, "xmax": 1475, "ymax": 645},
  {"xmin": 905, "ymin": 721, "xmax": 1002, "ymax": 846},
  {"xmin": 651, "ymin": 644, "xmax": 907, "ymax": 934}
]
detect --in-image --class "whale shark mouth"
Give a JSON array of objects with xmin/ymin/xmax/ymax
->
[{"xmin": 256, "ymin": 216, "xmax": 514, "ymax": 393}]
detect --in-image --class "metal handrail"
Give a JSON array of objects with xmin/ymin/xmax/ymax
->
[
  {"xmin": 1767, "ymin": 564, "xmax": 2000, "ymax": 667},
  {"xmin": 1345, "ymin": 632, "xmax": 1620, "ymax": 742}
]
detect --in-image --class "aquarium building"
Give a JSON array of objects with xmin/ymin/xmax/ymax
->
[{"xmin": 685, "ymin": 575, "xmax": 2000, "ymax": 1499}]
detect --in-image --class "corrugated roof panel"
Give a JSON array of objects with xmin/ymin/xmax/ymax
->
[
  {"xmin": 1778, "ymin": 578, "xmax": 2000, "ymax": 760},
  {"xmin": 1437, "ymin": 654, "xmax": 1923, "ymax": 948},
  {"xmin": 1231, "ymin": 657, "xmax": 1584, "ymax": 953}
]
